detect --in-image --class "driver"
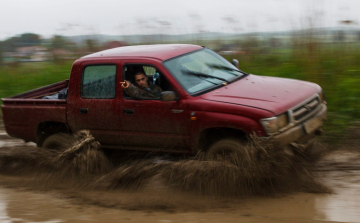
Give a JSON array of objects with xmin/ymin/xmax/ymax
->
[{"xmin": 120, "ymin": 71, "xmax": 162, "ymax": 99}]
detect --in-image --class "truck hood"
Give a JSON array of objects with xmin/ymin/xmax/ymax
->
[{"xmin": 200, "ymin": 74, "xmax": 321, "ymax": 115}]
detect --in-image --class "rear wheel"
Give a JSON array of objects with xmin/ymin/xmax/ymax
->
[
  {"xmin": 206, "ymin": 138, "xmax": 247, "ymax": 165},
  {"xmin": 36, "ymin": 123, "xmax": 70, "ymax": 147},
  {"xmin": 42, "ymin": 133, "xmax": 73, "ymax": 150}
]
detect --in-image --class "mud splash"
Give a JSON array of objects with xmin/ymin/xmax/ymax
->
[
  {"xmin": 0, "ymin": 131, "xmax": 329, "ymax": 202},
  {"xmin": 48, "ymin": 131, "xmax": 112, "ymax": 177},
  {"xmin": 96, "ymin": 134, "xmax": 328, "ymax": 196},
  {"xmin": 0, "ymin": 130, "xmax": 111, "ymax": 179}
]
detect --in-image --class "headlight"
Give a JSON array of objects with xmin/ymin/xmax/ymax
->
[
  {"xmin": 260, "ymin": 113, "xmax": 289, "ymax": 135},
  {"xmin": 318, "ymin": 91, "xmax": 326, "ymax": 104}
]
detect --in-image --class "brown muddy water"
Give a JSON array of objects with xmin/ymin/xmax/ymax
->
[{"xmin": 0, "ymin": 127, "xmax": 360, "ymax": 222}]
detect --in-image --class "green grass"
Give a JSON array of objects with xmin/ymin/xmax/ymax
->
[{"xmin": 0, "ymin": 61, "xmax": 73, "ymax": 99}]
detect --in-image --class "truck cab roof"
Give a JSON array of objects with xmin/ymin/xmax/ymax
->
[{"xmin": 81, "ymin": 44, "xmax": 203, "ymax": 61}]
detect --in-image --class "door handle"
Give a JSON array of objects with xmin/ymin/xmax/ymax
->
[
  {"xmin": 124, "ymin": 109, "xmax": 134, "ymax": 115},
  {"xmin": 79, "ymin": 108, "xmax": 88, "ymax": 114}
]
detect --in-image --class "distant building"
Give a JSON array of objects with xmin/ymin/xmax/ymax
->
[
  {"xmin": 51, "ymin": 48, "xmax": 76, "ymax": 60},
  {"xmin": 217, "ymin": 44, "xmax": 244, "ymax": 55},
  {"xmin": 103, "ymin": 41, "xmax": 126, "ymax": 50},
  {"xmin": 2, "ymin": 52, "xmax": 18, "ymax": 62},
  {"xmin": 268, "ymin": 38, "xmax": 282, "ymax": 48},
  {"xmin": 15, "ymin": 46, "xmax": 50, "ymax": 62}
]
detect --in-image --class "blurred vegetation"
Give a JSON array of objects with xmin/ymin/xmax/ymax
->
[
  {"xmin": 223, "ymin": 42, "xmax": 360, "ymax": 139},
  {"xmin": 0, "ymin": 42, "xmax": 3, "ymax": 66},
  {"xmin": 1, "ymin": 33, "xmax": 41, "ymax": 52}
]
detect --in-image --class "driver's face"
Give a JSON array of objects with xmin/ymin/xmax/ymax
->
[{"xmin": 135, "ymin": 73, "xmax": 149, "ymax": 88}]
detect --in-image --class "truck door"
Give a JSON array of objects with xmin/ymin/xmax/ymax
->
[
  {"xmin": 70, "ymin": 62, "xmax": 123, "ymax": 145},
  {"xmin": 120, "ymin": 63, "xmax": 190, "ymax": 150}
]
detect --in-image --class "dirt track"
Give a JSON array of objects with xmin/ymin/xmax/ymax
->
[{"xmin": 0, "ymin": 123, "xmax": 360, "ymax": 222}]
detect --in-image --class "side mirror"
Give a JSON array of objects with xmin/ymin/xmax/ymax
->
[
  {"xmin": 160, "ymin": 91, "xmax": 178, "ymax": 102},
  {"xmin": 153, "ymin": 72, "xmax": 160, "ymax": 83},
  {"xmin": 231, "ymin": 59, "xmax": 239, "ymax": 68}
]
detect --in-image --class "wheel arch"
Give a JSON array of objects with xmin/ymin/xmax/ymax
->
[
  {"xmin": 198, "ymin": 127, "xmax": 247, "ymax": 152},
  {"xmin": 36, "ymin": 121, "xmax": 72, "ymax": 147}
]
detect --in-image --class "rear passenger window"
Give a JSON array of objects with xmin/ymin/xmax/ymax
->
[{"xmin": 81, "ymin": 65, "xmax": 116, "ymax": 99}]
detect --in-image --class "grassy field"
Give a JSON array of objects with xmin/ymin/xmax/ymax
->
[
  {"xmin": 1, "ymin": 43, "xmax": 360, "ymax": 136},
  {"xmin": 0, "ymin": 61, "xmax": 73, "ymax": 98}
]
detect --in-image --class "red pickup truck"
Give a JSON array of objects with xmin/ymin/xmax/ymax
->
[{"xmin": 1, "ymin": 44, "xmax": 326, "ymax": 156}]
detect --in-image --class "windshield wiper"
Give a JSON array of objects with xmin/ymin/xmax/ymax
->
[
  {"xmin": 206, "ymin": 63, "xmax": 247, "ymax": 75},
  {"xmin": 182, "ymin": 70, "xmax": 230, "ymax": 84}
]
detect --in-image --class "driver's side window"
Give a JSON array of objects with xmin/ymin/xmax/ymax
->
[{"xmin": 123, "ymin": 64, "xmax": 171, "ymax": 100}]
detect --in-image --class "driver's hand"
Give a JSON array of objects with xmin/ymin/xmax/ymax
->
[{"xmin": 120, "ymin": 80, "xmax": 130, "ymax": 89}]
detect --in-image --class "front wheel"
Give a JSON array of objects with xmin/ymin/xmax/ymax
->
[{"xmin": 206, "ymin": 138, "xmax": 248, "ymax": 165}]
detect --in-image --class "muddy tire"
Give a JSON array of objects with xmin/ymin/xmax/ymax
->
[
  {"xmin": 41, "ymin": 133, "xmax": 73, "ymax": 150},
  {"xmin": 206, "ymin": 138, "xmax": 247, "ymax": 165},
  {"xmin": 36, "ymin": 123, "xmax": 70, "ymax": 147}
]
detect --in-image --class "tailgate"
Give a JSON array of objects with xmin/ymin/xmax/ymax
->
[
  {"xmin": 1, "ymin": 80, "xmax": 69, "ymax": 143},
  {"xmin": 1, "ymin": 100, "xmax": 67, "ymax": 143}
]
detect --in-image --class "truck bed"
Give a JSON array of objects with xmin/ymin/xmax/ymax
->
[
  {"xmin": 6, "ymin": 80, "xmax": 69, "ymax": 100},
  {"xmin": 1, "ymin": 80, "xmax": 69, "ymax": 142}
]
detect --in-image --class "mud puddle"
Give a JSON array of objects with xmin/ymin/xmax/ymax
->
[
  {"xmin": 0, "ymin": 130, "xmax": 360, "ymax": 222},
  {"xmin": 0, "ymin": 131, "xmax": 327, "ymax": 196}
]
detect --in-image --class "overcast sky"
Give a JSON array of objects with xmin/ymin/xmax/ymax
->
[{"xmin": 0, "ymin": 0, "xmax": 359, "ymax": 40}]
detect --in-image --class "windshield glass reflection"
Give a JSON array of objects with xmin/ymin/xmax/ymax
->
[{"xmin": 163, "ymin": 48, "xmax": 244, "ymax": 95}]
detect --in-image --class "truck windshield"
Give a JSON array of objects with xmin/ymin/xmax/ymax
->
[{"xmin": 163, "ymin": 48, "xmax": 245, "ymax": 94}]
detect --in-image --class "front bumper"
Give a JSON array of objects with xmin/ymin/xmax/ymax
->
[{"xmin": 272, "ymin": 103, "xmax": 327, "ymax": 147}]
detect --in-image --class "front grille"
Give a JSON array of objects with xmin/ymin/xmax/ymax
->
[
  {"xmin": 292, "ymin": 97, "xmax": 320, "ymax": 121},
  {"xmin": 289, "ymin": 94, "xmax": 321, "ymax": 123}
]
